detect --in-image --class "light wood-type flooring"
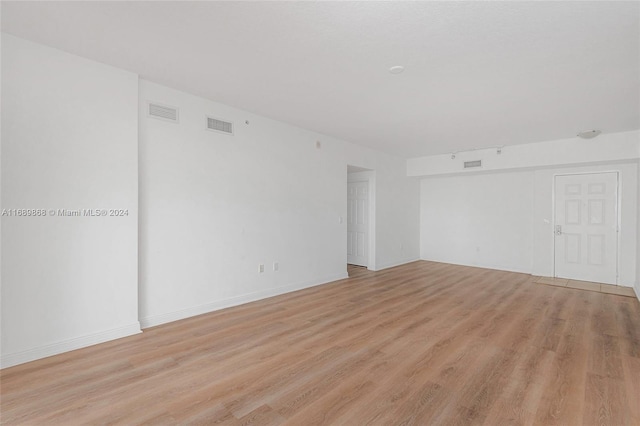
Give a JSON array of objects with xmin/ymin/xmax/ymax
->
[{"xmin": 1, "ymin": 261, "xmax": 639, "ymax": 425}]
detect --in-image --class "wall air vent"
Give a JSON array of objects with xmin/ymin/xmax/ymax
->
[
  {"xmin": 206, "ymin": 116, "xmax": 233, "ymax": 135},
  {"xmin": 464, "ymin": 160, "xmax": 482, "ymax": 169},
  {"xmin": 148, "ymin": 102, "xmax": 179, "ymax": 123}
]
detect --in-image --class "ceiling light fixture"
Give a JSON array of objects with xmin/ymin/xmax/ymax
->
[
  {"xmin": 389, "ymin": 66, "xmax": 405, "ymax": 75},
  {"xmin": 577, "ymin": 130, "xmax": 601, "ymax": 139}
]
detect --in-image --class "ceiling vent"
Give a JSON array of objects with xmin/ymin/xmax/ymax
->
[
  {"xmin": 464, "ymin": 160, "xmax": 482, "ymax": 169},
  {"xmin": 206, "ymin": 116, "xmax": 233, "ymax": 135},
  {"xmin": 148, "ymin": 102, "xmax": 179, "ymax": 123}
]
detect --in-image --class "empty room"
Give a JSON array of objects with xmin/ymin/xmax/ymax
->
[{"xmin": 1, "ymin": 1, "xmax": 639, "ymax": 425}]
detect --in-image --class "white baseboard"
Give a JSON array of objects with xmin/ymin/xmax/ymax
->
[
  {"xmin": 0, "ymin": 322, "xmax": 141, "ymax": 369},
  {"xmin": 371, "ymin": 257, "xmax": 420, "ymax": 272},
  {"xmin": 140, "ymin": 272, "xmax": 349, "ymax": 329}
]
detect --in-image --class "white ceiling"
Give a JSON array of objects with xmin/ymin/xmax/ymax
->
[{"xmin": 2, "ymin": 1, "xmax": 638, "ymax": 158}]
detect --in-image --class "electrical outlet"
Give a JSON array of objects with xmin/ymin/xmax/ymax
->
[
  {"xmin": 259, "ymin": 264, "xmax": 265, "ymax": 273},
  {"xmin": 273, "ymin": 262, "xmax": 279, "ymax": 272}
]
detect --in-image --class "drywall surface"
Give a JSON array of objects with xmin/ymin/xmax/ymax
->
[
  {"xmin": 1, "ymin": 35, "xmax": 140, "ymax": 367},
  {"xmin": 139, "ymin": 80, "xmax": 419, "ymax": 327},
  {"xmin": 415, "ymin": 129, "xmax": 639, "ymax": 287},
  {"xmin": 637, "ymin": 155, "xmax": 640, "ymax": 299},
  {"xmin": 419, "ymin": 161, "xmax": 638, "ymax": 287},
  {"xmin": 420, "ymin": 171, "xmax": 535, "ymax": 273},
  {"xmin": 408, "ymin": 130, "xmax": 639, "ymax": 177}
]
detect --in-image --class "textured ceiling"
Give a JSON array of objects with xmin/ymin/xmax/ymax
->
[{"xmin": 2, "ymin": 1, "xmax": 639, "ymax": 158}]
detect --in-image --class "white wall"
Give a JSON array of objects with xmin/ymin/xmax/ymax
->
[
  {"xmin": 340, "ymin": 143, "xmax": 421, "ymax": 270},
  {"xmin": 416, "ymin": 131, "xmax": 639, "ymax": 287},
  {"xmin": 139, "ymin": 80, "xmax": 419, "ymax": 327},
  {"xmin": 368, "ymin": 163, "xmax": 421, "ymax": 270},
  {"xmin": 0, "ymin": 35, "xmax": 419, "ymax": 366},
  {"xmin": 420, "ymin": 171, "xmax": 534, "ymax": 273},
  {"xmin": 637, "ymin": 156, "xmax": 640, "ymax": 299},
  {"xmin": 1, "ymin": 35, "xmax": 140, "ymax": 368},
  {"xmin": 408, "ymin": 130, "xmax": 639, "ymax": 177}
]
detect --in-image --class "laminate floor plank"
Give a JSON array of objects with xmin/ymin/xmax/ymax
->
[
  {"xmin": 482, "ymin": 344, "xmax": 555, "ymax": 426},
  {"xmin": 533, "ymin": 290, "xmax": 595, "ymax": 426},
  {"xmin": 583, "ymin": 373, "xmax": 630, "ymax": 426},
  {"xmin": 620, "ymin": 354, "xmax": 640, "ymax": 424},
  {"xmin": 2, "ymin": 261, "xmax": 639, "ymax": 425},
  {"xmin": 613, "ymin": 297, "xmax": 640, "ymax": 358}
]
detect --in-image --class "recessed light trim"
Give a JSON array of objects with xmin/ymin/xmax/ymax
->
[{"xmin": 389, "ymin": 65, "xmax": 405, "ymax": 75}]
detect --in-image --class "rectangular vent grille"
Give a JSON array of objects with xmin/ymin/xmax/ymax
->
[
  {"xmin": 206, "ymin": 116, "xmax": 233, "ymax": 134},
  {"xmin": 148, "ymin": 103, "xmax": 178, "ymax": 122},
  {"xmin": 464, "ymin": 160, "xmax": 482, "ymax": 168}
]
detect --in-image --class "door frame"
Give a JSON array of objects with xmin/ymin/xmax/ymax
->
[
  {"xmin": 347, "ymin": 169, "xmax": 376, "ymax": 270},
  {"xmin": 552, "ymin": 171, "xmax": 620, "ymax": 284}
]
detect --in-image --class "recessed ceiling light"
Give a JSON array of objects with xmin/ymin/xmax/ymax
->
[
  {"xmin": 389, "ymin": 66, "xmax": 405, "ymax": 75},
  {"xmin": 577, "ymin": 130, "xmax": 601, "ymax": 139}
]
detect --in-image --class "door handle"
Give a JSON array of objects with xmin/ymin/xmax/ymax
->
[{"xmin": 555, "ymin": 225, "xmax": 562, "ymax": 236}]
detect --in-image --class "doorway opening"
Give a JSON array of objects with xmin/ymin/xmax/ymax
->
[{"xmin": 347, "ymin": 165, "xmax": 376, "ymax": 272}]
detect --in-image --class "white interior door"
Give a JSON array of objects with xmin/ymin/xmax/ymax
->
[
  {"xmin": 347, "ymin": 181, "xmax": 369, "ymax": 267},
  {"xmin": 554, "ymin": 172, "xmax": 618, "ymax": 284}
]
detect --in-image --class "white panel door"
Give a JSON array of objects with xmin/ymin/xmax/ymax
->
[
  {"xmin": 554, "ymin": 172, "xmax": 618, "ymax": 284},
  {"xmin": 347, "ymin": 181, "xmax": 369, "ymax": 267}
]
